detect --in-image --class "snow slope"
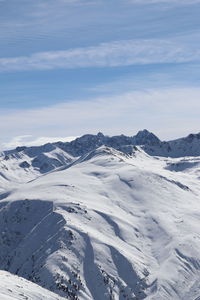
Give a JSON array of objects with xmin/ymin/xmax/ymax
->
[
  {"xmin": 0, "ymin": 271, "xmax": 65, "ymax": 300},
  {"xmin": 1, "ymin": 144, "xmax": 200, "ymax": 299}
]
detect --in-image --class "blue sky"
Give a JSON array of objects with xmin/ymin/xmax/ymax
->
[{"xmin": 0, "ymin": 0, "xmax": 200, "ymax": 148}]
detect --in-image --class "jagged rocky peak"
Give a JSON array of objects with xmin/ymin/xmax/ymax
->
[{"xmin": 133, "ymin": 129, "xmax": 161, "ymax": 145}]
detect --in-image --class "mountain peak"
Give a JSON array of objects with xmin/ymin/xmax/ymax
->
[
  {"xmin": 97, "ymin": 132, "xmax": 104, "ymax": 137},
  {"xmin": 133, "ymin": 129, "xmax": 160, "ymax": 145},
  {"xmin": 136, "ymin": 129, "xmax": 151, "ymax": 135}
]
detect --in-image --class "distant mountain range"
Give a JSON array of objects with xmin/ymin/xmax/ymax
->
[{"xmin": 1, "ymin": 130, "xmax": 200, "ymax": 179}]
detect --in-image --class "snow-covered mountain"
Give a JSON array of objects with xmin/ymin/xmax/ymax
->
[
  {"xmin": 0, "ymin": 131, "xmax": 200, "ymax": 299},
  {"xmin": 1, "ymin": 130, "xmax": 200, "ymax": 183}
]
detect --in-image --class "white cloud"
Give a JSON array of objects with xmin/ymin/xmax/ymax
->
[
  {"xmin": 0, "ymin": 87, "xmax": 199, "ymax": 150},
  {"xmin": 0, "ymin": 39, "xmax": 199, "ymax": 72}
]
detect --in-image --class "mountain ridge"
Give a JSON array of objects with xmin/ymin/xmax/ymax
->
[
  {"xmin": 54, "ymin": 129, "xmax": 200, "ymax": 158},
  {"xmin": 3, "ymin": 129, "xmax": 200, "ymax": 157},
  {"xmin": 1, "ymin": 130, "xmax": 200, "ymax": 183}
]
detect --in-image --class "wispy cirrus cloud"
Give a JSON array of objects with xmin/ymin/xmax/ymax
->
[{"xmin": 0, "ymin": 39, "xmax": 199, "ymax": 72}]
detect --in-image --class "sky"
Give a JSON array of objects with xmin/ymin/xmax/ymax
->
[{"xmin": 0, "ymin": 0, "xmax": 200, "ymax": 149}]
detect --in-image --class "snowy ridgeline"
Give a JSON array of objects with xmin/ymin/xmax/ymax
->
[{"xmin": 0, "ymin": 132, "xmax": 200, "ymax": 299}]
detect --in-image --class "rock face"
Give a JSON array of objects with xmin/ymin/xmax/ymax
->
[{"xmin": 0, "ymin": 131, "xmax": 200, "ymax": 299}]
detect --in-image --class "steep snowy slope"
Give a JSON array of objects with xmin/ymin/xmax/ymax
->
[
  {"xmin": 1, "ymin": 146, "xmax": 200, "ymax": 299},
  {"xmin": 0, "ymin": 271, "xmax": 65, "ymax": 300}
]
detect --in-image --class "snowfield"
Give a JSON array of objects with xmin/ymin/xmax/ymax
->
[{"xmin": 0, "ymin": 131, "xmax": 200, "ymax": 299}]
